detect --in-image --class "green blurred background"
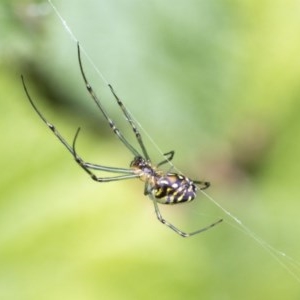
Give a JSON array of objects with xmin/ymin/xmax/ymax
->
[{"xmin": 1, "ymin": 0, "xmax": 300, "ymax": 299}]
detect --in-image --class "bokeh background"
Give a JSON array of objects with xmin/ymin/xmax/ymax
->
[{"xmin": 1, "ymin": 0, "xmax": 300, "ymax": 299}]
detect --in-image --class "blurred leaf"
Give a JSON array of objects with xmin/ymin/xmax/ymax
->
[{"xmin": 1, "ymin": 1, "xmax": 300, "ymax": 299}]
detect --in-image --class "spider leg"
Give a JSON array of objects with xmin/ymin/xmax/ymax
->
[
  {"xmin": 157, "ymin": 150, "xmax": 175, "ymax": 167},
  {"xmin": 22, "ymin": 75, "xmax": 75, "ymax": 156},
  {"xmin": 77, "ymin": 43, "xmax": 143, "ymax": 159},
  {"xmin": 22, "ymin": 76, "xmax": 138, "ymax": 182},
  {"xmin": 194, "ymin": 180, "xmax": 211, "ymax": 190},
  {"xmin": 152, "ymin": 197, "xmax": 223, "ymax": 237},
  {"xmin": 108, "ymin": 83, "xmax": 150, "ymax": 160},
  {"xmin": 72, "ymin": 128, "xmax": 139, "ymax": 182}
]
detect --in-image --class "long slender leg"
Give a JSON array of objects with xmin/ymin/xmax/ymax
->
[
  {"xmin": 108, "ymin": 83, "xmax": 150, "ymax": 160},
  {"xmin": 157, "ymin": 151, "xmax": 175, "ymax": 167},
  {"xmin": 152, "ymin": 196, "xmax": 223, "ymax": 237},
  {"xmin": 22, "ymin": 75, "xmax": 75, "ymax": 155},
  {"xmin": 71, "ymin": 128, "xmax": 139, "ymax": 182},
  {"xmin": 22, "ymin": 76, "xmax": 139, "ymax": 182},
  {"xmin": 76, "ymin": 43, "xmax": 142, "ymax": 158}
]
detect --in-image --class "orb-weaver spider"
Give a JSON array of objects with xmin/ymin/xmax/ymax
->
[{"xmin": 21, "ymin": 43, "xmax": 222, "ymax": 237}]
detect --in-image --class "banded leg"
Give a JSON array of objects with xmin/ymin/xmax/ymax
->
[
  {"xmin": 77, "ymin": 43, "xmax": 142, "ymax": 158},
  {"xmin": 72, "ymin": 128, "xmax": 139, "ymax": 182},
  {"xmin": 108, "ymin": 83, "xmax": 150, "ymax": 160},
  {"xmin": 157, "ymin": 151, "xmax": 175, "ymax": 168},
  {"xmin": 22, "ymin": 75, "xmax": 78, "ymax": 156},
  {"xmin": 152, "ymin": 196, "xmax": 223, "ymax": 237},
  {"xmin": 22, "ymin": 76, "xmax": 138, "ymax": 182}
]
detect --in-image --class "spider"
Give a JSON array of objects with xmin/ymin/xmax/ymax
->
[{"xmin": 21, "ymin": 43, "xmax": 223, "ymax": 237}]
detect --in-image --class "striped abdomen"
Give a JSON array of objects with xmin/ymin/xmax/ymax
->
[{"xmin": 151, "ymin": 173, "xmax": 197, "ymax": 204}]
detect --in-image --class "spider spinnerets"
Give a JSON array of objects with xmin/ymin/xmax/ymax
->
[{"xmin": 21, "ymin": 43, "xmax": 222, "ymax": 237}]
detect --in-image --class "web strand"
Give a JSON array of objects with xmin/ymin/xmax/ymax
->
[
  {"xmin": 201, "ymin": 190, "xmax": 300, "ymax": 283},
  {"xmin": 48, "ymin": 0, "xmax": 109, "ymax": 85},
  {"xmin": 47, "ymin": 0, "xmax": 300, "ymax": 283}
]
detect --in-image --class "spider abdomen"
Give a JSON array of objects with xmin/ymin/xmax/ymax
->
[{"xmin": 152, "ymin": 173, "xmax": 197, "ymax": 204}]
